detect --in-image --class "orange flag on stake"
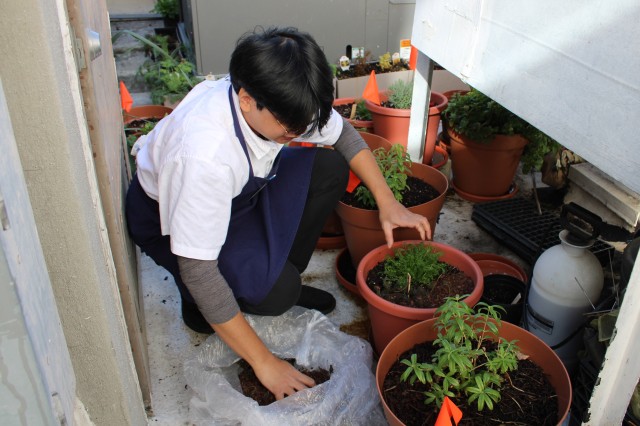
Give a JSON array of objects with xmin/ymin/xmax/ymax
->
[
  {"xmin": 434, "ymin": 397, "xmax": 463, "ymax": 426},
  {"xmin": 346, "ymin": 170, "xmax": 361, "ymax": 193},
  {"xmin": 120, "ymin": 81, "xmax": 133, "ymax": 112},
  {"xmin": 361, "ymin": 70, "xmax": 381, "ymax": 106}
]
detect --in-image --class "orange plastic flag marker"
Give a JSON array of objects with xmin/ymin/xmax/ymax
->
[
  {"xmin": 361, "ymin": 71, "xmax": 381, "ymax": 106},
  {"xmin": 120, "ymin": 81, "xmax": 133, "ymax": 112},
  {"xmin": 409, "ymin": 45, "xmax": 418, "ymax": 70},
  {"xmin": 434, "ymin": 397, "xmax": 463, "ymax": 426},
  {"xmin": 346, "ymin": 170, "xmax": 361, "ymax": 193}
]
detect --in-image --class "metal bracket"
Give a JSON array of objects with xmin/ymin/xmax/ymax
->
[
  {"xmin": 0, "ymin": 195, "xmax": 9, "ymax": 231},
  {"xmin": 70, "ymin": 26, "xmax": 86, "ymax": 71}
]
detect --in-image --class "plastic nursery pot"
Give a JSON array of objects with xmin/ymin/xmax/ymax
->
[
  {"xmin": 480, "ymin": 274, "xmax": 526, "ymax": 324},
  {"xmin": 376, "ymin": 317, "xmax": 572, "ymax": 426},
  {"xmin": 468, "ymin": 252, "xmax": 528, "ymax": 283},
  {"xmin": 448, "ymin": 129, "xmax": 528, "ymax": 199},
  {"xmin": 364, "ymin": 91, "xmax": 447, "ymax": 164},
  {"xmin": 429, "ymin": 144, "xmax": 449, "ymax": 169},
  {"xmin": 356, "ymin": 240, "xmax": 483, "ymax": 355},
  {"xmin": 336, "ymin": 160, "xmax": 449, "ymax": 269},
  {"xmin": 123, "ymin": 105, "xmax": 173, "ymax": 124}
]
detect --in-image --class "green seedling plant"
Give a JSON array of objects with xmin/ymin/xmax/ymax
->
[
  {"xmin": 399, "ymin": 296, "xmax": 520, "ymax": 412},
  {"xmin": 125, "ymin": 119, "xmax": 158, "ymax": 149},
  {"xmin": 354, "ymin": 144, "xmax": 412, "ymax": 208},
  {"xmin": 382, "ymin": 244, "xmax": 447, "ymax": 293},
  {"xmin": 386, "ymin": 79, "xmax": 413, "ymax": 110},
  {"xmin": 355, "ymin": 100, "xmax": 372, "ymax": 121}
]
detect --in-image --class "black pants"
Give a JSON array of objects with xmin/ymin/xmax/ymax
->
[{"xmin": 125, "ymin": 147, "xmax": 349, "ymax": 316}]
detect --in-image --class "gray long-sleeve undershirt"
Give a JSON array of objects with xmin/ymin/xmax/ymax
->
[{"xmin": 177, "ymin": 118, "xmax": 369, "ymax": 325}]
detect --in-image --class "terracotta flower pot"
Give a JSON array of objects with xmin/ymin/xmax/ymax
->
[
  {"xmin": 123, "ymin": 105, "xmax": 173, "ymax": 125},
  {"xmin": 356, "ymin": 240, "xmax": 483, "ymax": 355},
  {"xmin": 336, "ymin": 160, "xmax": 448, "ymax": 270},
  {"xmin": 333, "ymin": 97, "xmax": 374, "ymax": 133},
  {"xmin": 365, "ymin": 91, "xmax": 447, "ymax": 164},
  {"xmin": 376, "ymin": 317, "xmax": 572, "ymax": 426},
  {"xmin": 448, "ymin": 129, "xmax": 529, "ymax": 199},
  {"xmin": 468, "ymin": 252, "xmax": 528, "ymax": 283},
  {"xmin": 429, "ymin": 144, "xmax": 449, "ymax": 169}
]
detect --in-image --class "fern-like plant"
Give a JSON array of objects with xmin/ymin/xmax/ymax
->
[
  {"xmin": 382, "ymin": 244, "xmax": 448, "ymax": 292},
  {"xmin": 399, "ymin": 296, "xmax": 520, "ymax": 412},
  {"xmin": 354, "ymin": 144, "xmax": 412, "ymax": 208}
]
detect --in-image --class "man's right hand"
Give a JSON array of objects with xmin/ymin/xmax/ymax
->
[
  {"xmin": 253, "ymin": 354, "xmax": 316, "ymax": 400},
  {"xmin": 212, "ymin": 311, "xmax": 316, "ymax": 400}
]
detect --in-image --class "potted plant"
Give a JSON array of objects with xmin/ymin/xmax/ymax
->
[
  {"xmin": 333, "ymin": 97, "xmax": 374, "ymax": 132},
  {"xmin": 335, "ymin": 51, "xmax": 413, "ymax": 99},
  {"xmin": 376, "ymin": 297, "xmax": 572, "ymax": 425},
  {"xmin": 151, "ymin": 0, "xmax": 180, "ymax": 29},
  {"xmin": 356, "ymin": 241, "xmax": 483, "ymax": 354},
  {"xmin": 123, "ymin": 105, "xmax": 173, "ymax": 174},
  {"xmin": 335, "ymin": 137, "xmax": 448, "ymax": 270},
  {"xmin": 364, "ymin": 79, "xmax": 448, "ymax": 165},
  {"xmin": 117, "ymin": 29, "xmax": 202, "ymax": 107},
  {"xmin": 442, "ymin": 89, "xmax": 559, "ymax": 201}
]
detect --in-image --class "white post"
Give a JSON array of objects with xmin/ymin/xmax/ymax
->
[
  {"xmin": 407, "ymin": 50, "xmax": 434, "ymax": 164},
  {"xmin": 585, "ymin": 256, "xmax": 640, "ymax": 425}
]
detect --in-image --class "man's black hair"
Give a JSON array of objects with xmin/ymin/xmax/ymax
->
[{"xmin": 229, "ymin": 26, "xmax": 334, "ymax": 136}]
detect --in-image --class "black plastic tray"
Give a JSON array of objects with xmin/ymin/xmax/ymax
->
[{"xmin": 472, "ymin": 198, "xmax": 614, "ymax": 267}]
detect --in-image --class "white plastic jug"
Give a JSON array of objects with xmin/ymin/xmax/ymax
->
[{"xmin": 525, "ymin": 230, "xmax": 604, "ymax": 373}]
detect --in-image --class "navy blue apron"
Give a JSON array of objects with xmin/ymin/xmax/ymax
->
[{"xmin": 218, "ymin": 88, "xmax": 317, "ymax": 305}]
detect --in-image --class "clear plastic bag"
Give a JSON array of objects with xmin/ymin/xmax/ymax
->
[{"xmin": 184, "ymin": 306, "xmax": 386, "ymax": 425}]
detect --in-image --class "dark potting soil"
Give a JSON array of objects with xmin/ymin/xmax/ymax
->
[
  {"xmin": 237, "ymin": 358, "xmax": 332, "ymax": 406},
  {"xmin": 366, "ymin": 260, "xmax": 475, "ymax": 309},
  {"xmin": 482, "ymin": 280, "xmax": 522, "ymax": 304},
  {"xmin": 341, "ymin": 176, "xmax": 440, "ymax": 210},
  {"xmin": 334, "ymin": 103, "xmax": 371, "ymax": 121},
  {"xmin": 335, "ymin": 62, "xmax": 408, "ymax": 80},
  {"xmin": 383, "ymin": 342, "xmax": 559, "ymax": 426}
]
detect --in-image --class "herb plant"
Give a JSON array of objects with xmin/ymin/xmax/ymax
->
[
  {"xmin": 386, "ymin": 79, "xmax": 413, "ymax": 110},
  {"xmin": 151, "ymin": 0, "xmax": 180, "ymax": 21},
  {"xmin": 354, "ymin": 144, "xmax": 412, "ymax": 208},
  {"xmin": 399, "ymin": 296, "xmax": 520, "ymax": 411},
  {"xmin": 355, "ymin": 100, "xmax": 372, "ymax": 121},
  {"xmin": 442, "ymin": 89, "xmax": 561, "ymax": 173},
  {"xmin": 382, "ymin": 244, "xmax": 447, "ymax": 292},
  {"xmin": 114, "ymin": 30, "xmax": 201, "ymax": 105}
]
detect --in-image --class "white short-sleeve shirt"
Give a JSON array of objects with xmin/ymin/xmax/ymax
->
[{"xmin": 135, "ymin": 77, "xmax": 343, "ymax": 261}]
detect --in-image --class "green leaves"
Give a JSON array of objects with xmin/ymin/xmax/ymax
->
[
  {"xmin": 442, "ymin": 88, "xmax": 561, "ymax": 173},
  {"xmin": 355, "ymin": 144, "xmax": 412, "ymax": 209},
  {"xmin": 387, "ymin": 79, "xmax": 413, "ymax": 110},
  {"xmin": 397, "ymin": 296, "xmax": 521, "ymax": 412},
  {"xmin": 382, "ymin": 244, "xmax": 446, "ymax": 292}
]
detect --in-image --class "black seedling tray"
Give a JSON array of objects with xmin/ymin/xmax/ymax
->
[{"xmin": 472, "ymin": 198, "xmax": 614, "ymax": 267}]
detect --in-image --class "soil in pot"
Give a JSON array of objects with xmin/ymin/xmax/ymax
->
[
  {"xmin": 382, "ymin": 341, "xmax": 559, "ymax": 426},
  {"xmin": 365, "ymin": 257, "xmax": 475, "ymax": 309},
  {"xmin": 237, "ymin": 358, "xmax": 331, "ymax": 406},
  {"xmin": 341, "ymin": 176, "xmax": 440, "ymax": 210},
  {"xmin": 334, "ymin": 102, "xmax": 371, "ymax": 122}
]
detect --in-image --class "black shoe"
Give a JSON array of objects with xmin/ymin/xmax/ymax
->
[
  {"xmin": 181, "ymin": 300, "xmax": 215, "ymax": 334},
  {"xmin": 296, "ymin": 285, "xmax": 336, "ymax": 314}
]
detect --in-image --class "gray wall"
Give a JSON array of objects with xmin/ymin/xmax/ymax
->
[{"xmin": 187, "ymin": 0, "xmax": 416, "ymax": 75}]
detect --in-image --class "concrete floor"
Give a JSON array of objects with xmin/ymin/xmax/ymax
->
[{"xmin": 141, "ymin": 169, "xmax": 533, "ymax": 425}]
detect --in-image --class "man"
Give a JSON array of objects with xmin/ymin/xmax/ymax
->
[{"xmin": 126, "ymin": 26, "xmax": 430, "ymax": 400}]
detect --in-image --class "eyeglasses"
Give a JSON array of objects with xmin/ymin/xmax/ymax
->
[{"xmin": 274, "ymin": 117, "xmax": 300, "ymax": 138}]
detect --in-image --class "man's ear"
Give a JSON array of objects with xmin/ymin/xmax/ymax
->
[{"xmin": 237, "ymin": 88, "xmax": 254, "ymax": 113}]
